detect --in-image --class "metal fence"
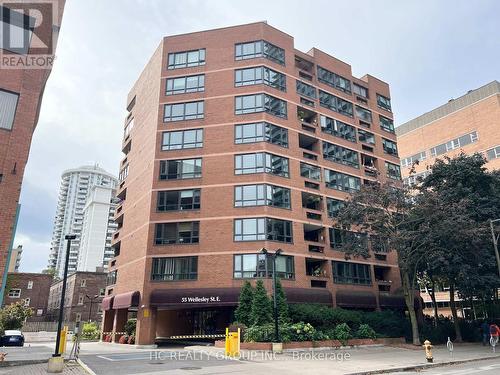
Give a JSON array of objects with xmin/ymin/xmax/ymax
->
[{"xmin": 22, "ymin": 321, "xmax": 77, "ymax": 332}]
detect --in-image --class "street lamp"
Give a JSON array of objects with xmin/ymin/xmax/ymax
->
[
  {"xmin": 260, "ymin": 247, "xmax": 282, "ymax": 343},
  {"xmin": 85, "ymin": 294, "xmax": 100, "ymax": 322},
  {"xmin": 53, "ymin": 234, "xmax": 76, "ymax": 358},
  {"xmin": 489, "ymin": 219, "xmax": 500, "ymax": 277}
]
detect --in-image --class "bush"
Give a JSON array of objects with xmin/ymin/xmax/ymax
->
[
  {"xmin": 0, "ymin": 302, "xmax": 33, "ymax": 332},
  {"xmin": 250, "ymin": 280, "xmax": 272, "ymax": 326},
  {"xmin": 81, "ymin": 321, "xmax": 100, "ymax": 340},
  {"xmin": 356, "ymin": 324, "xmax": 377, "ymax": 339},
  {"xmin": 229, "ymin": 322, "xmax": 247, "ymax": 342},
  {"xmin": 235, "ymin": 281, "xmax": 254, "ymax": 326},
  {"xmin": 244, "ymin": 322, "xmax": 321, "ymax": 343},
  {"xmin": 333, "ymin": 323, "xmax": 352, "ymax": 345},
  {"xmin": 124, "ymin": 319, "xmax": 136, "ymax": 337}
]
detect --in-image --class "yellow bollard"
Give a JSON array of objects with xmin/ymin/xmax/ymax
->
[
  {"xmin": 224, "ymin": 327, "xmax": 240, "ymax": 357},
  {"xmin": 422, "ymin": 340, "xmax": 433, "ymax": 363},
  {"xmin": 58, "ymin": 326, "xmax": 68, "ymax": 355}
]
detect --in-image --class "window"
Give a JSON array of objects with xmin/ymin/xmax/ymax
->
[
  {"xmin": 355, "ymin": 105, "xmax": 372, "ymax": 123},
  {"xmin": 376, "ymin": 94, "xmax": 392, "ymax": 111},
  {"xmin": 358, "ymin": 129, "xmax": 375, "ymax": 145},
  {"xmin": 353, "ymin": 83, "xmax": 368, "ymax": 99},
  {"xmin": 157, "ymin": 189, "xmax": 201, "ymax": 211},
  {"xmin": 80, "ymin": 279, "xmax": 86, "ymax": 287},
  {"xmin": 235, "ymin": 40, "xmax": 285, "ymax": 65},
  {"xmin": 151, "ymin": 257, "xmax": 198, "ymax": 281},
  {"xmin": 486, "ymin": 146, "xmax": 500, "ymax": 161},
  {"xmin": 23, "ymin": 298, "xmax": 30, "ymax": 307},
  {"xmin": 155, "ymin": 222, "xmax": 200, "ymax": 245},
  {"xmin": 234, "ymin": 122, "xmax": 288, "ymax": 147},
  {"xmin": 164, "ymin": 101, "xmax": 204, "ymax": 122},
  {"xmin": 99, "ymin": 288, "xmax": 106, "ymax": 297},
  {"xmin": 0, "ymin": 89, "xmax": 19, "ymax": 130},
  {"xmin": 320, "ymin": 115, "xmax": 356, "ymax": 142},
  {"xmin": 161, "ymin": 129, "xmax": 203, "ymax": 150},
  {"xmin": 296, "ymin": 80, "xmax": 316, "ymax": 99},
  {"xmin": 27, "ymin": 281, "xmax": 33, "ymax": 289},
  {"xmin": 159, "ymin": 158, "xmax": 202, "ymax": 180},
  {"xmin": 379, "ymin": 115, "xmax": 394, "ymax": 133},
  {"xmin": 8, "ymin": 289, "xmax": 20, "ymax": 298},
  {"xmin": 371, "ymin": 235, "xmax": 389, "ymax": 253},
  {"xmin": 322, "ymin": 141, "xmax": 359, "ymax": 168},
  {"xmin": 329, "ymin": 228, "xmax": 368, "ymax": 250},
  {"xmin": 235, "ymin": 94, "xmax": 287, "ymax": 118},
  {"xmin": 234, "ymin": 218, "xmax": 293, "ymax": 243},
  {"xmin": 319, "ymin": 90, "xmax": 353, "ymax": 117},
  {"xmin": 332, "ymin": 261, "xmax": 371, "ymax": 285},
  {"xmin": 235, "ymin": 153, "xmax": 289, "ymax": 177},
  {"xmin": 403, "ymin": 171, "xmax": 431, "ymax": 186},
  {"xmin": 166, "ymin": 74, "xmax": 205, "ymax": 95},
  {"xmin": 124, "ymin": 118, "xmax": 134, "ymax": 138},
  {"xmin": 300, "ymin": 162, "xmax": 321, "ymax": 181},
  {"xmin": 401, "ymin": 152, "xmax": 426, "ymax": 168},
  {"xmin": 234, "ymin": 254, "xmax": 294, "ymax": 279},
  {"xmin": 235, "ymin": 66, "xmax": 286, "ymax": 91},
  {"xmin": 235, "ymin": 184, "xmax": 291, "ymax": 208},
  {"xmin": 382, "ymin": 138, "xmax": 398, "ymax": 156},
  {"xmin": 326, "ymin": 198, "xmax": 344, "ymax": 218},
  {"xmin": 385, "ymin": 162, "xmax": 401, "ymax": 180},
  {"xmin": 430, "ymin": 131, "xmax": 478, "ymax": 157},
  {"xmin": 167, "ymin": 49, "xmax": 206, "ymax": 69},
  {"xmin": 119, "ymin": 164, "xmax": 129, "ymax": 182},
  {"xmin": 317, "ymin": 66, "xmax": 351, "ymax": 93},
  {"xmin": 107, "ymin": 270, "xmax": 117, "ymax": 286},
  {"xmin": 324, "ymin": 169, "xmax": 361, "ymax": 192},
  {"xmin": 75, "ymin": 313, "xmax": 82, "ymax": 322},
  {"xmin": 78, "ymin": 295, "xmax": 84, "ymax": 305}
]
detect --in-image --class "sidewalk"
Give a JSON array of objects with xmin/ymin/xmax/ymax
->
[{"xmin": 0, "ymin": 362, "xmax": 86, "ymax": 375}]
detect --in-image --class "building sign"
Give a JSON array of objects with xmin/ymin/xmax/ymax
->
[{"xmin": 181, "ymin": 296, "xmax": 221, "ymax": 304}]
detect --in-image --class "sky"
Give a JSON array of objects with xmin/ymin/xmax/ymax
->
[{"xmin": 15, "ymin": 0, "xmax": 500, "ymax": 272}]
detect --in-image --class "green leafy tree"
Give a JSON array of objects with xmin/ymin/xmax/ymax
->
[
  {"xmin": 235, "ymin": 281, "xmax": 254, "ymax": 326},
  {"xmin": 273, "ymin": 279, "xmax": 289, "ymax": 323},
  {"xmin": 250, "ymin": 280, "xmax": 272, "ymax": 326},
  {"xmin": 0, "ymin": 302, "xmax": 33, "ymax": 332}
]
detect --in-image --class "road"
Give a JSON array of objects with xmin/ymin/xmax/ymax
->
[{"xmin": 390, "ymin": 358, "xmax": 500, "ymax": 375}]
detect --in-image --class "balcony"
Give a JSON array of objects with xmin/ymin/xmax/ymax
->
[
  {"xmin": 303, "ymin": 223, "xmax": 325, "ymax": 245},
  {"xmin": 374, "ymin": 266, "xmax": 392, "ymax": 292},
  {"xmin": 361, "ymin": 154, "xmax": 379, "ymax": 178},
  {"xmin": 302, "ymin": 191, "xmax": 323, "ymax": 211},
  {"xmin": 299, "ymin": 132, "xmax": 320, "ymax": 154},
  {"xmin": 305, "ymin": 258, "xmax": 329, "ymax": 278},
  {"xmin": 295, "ymin": 55, "xmax": 314, "ymax": 77},
  {"xmin": 297, "ymin": 106, "xmax": 318, "ymax": 132}
]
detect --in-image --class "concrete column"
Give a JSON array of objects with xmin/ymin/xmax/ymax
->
[
  {"xmin": 101, "ymin": 309, "xmax": 114, "ymax": 341},
  {"xmin": 136, "ymin": 306, "xmax": 157, "ymax": 345},
  {"xmin": 112, "ymin": 309, "xmax": 128, "ymax": 343}
]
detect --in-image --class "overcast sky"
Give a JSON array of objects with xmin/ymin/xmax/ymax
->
[{"xmin": 15, "ymin": 0, "xmax": 500, "ymax": 272}]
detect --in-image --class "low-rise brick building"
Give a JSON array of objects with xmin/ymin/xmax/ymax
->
[{"xmin": 3, "ymin": 272, "xmax": 53, "ymax": 318}]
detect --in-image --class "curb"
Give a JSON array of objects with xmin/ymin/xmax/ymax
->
[
  {"xmin": 77, "ymin": 358, "xmax": 97, "ymax": 375},
  {"xmin": 0, "ymin": 358, "xmax": 48, "ymax": 367},
  {"xmin": 346, "ymin": 354, "xmax": 500, "ymax": 375}
]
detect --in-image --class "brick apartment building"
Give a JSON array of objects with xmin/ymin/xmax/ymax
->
[
  {"xmin": 2, "ymin": 272, "xmax": 53, "ymax": 318},
  {"xmin": 0, "ymin": 1, "xmax": 65, "ymax": 302},
  {"xmin": 102, "ymin": 22, "xmax": 407, "ymax": 345},
  {"xmin": 48, "ymin": 271, "xmax": 106, "ymax": 323}
]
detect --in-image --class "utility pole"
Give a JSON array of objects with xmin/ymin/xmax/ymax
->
[{"xmin": 490, "ymin": 219, "xmax": 500, "ymax": 277}]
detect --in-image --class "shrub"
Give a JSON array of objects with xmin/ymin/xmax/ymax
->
[
  {"xmin": 250, "ymin": 280, "xmax": 272, "ymax": 326},
  {"xmin": 235, "ymin": 281, "xmax": 254, "ymax": 326},
  {"xmin": 356, "ymin": 324, "xmax": 377, "ymax": 339},
  {"xmin": 333, "ymin": 323, "xmax": 352, "ymax": 345},
  {"xmin": 81, "ymin": 321, "xmax": 100, "ymax": 340},
  {"xmin": 0, "ymin": 302, "xmax": 33, "ymax": 331},
  {"xmin": 274, "ymin": 279, "xmax": 289, "ymax": 323},
  {"xmin": 124, "ymin": 319, "xmax": 137, "ymax": 337},
  {"xmin": 228, "ymin": 322, "xmax": 247, "ymax": 342},
  {"xmin": 244, "ymin": 322, "xmax": 319, "ymax": 343}
]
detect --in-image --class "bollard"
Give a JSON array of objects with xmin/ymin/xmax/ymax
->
[
  {"xmin": 446, "ymin": 337, "xmax": 454, "ymax": 358},
  {"xmin": 422, "ymin": 340, "xmax": 433, "ymax": 363},
  {"xmin": 490, "ymin": 336, "xmax": 498, "ymax": 353}
]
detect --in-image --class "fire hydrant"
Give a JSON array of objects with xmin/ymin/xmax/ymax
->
[{"xmin": 422, "ymin": 340, "xmax": 433, "ymax": 363}]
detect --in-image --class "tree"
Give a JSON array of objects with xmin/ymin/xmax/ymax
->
[
  {"xmin": 0, "ymin": 302, "xmax": 33, "ymax": 333},
  {"xmin": 250, "ymin": 280, "xmax": 272, "ymax": 326},
  {"xmin": 235, "ymin": 281, "xmax": 254, "ymax": 326},
  {"xmin": 273, "ymin": 279, "xmax": 289, "ymax": 323}
]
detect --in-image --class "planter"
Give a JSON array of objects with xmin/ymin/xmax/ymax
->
[
  {"xmin": 128, "ymin": 336, "xmax": 135, "ymax": 345},
  {"xmin": 272, "ymin": 342, "xmax": 283, "ymax": 354},
  {"xmin": 118, "ymin": 335, "xmax": 129, "ymax": 344}
]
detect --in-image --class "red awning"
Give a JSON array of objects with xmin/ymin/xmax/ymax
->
[
  {"xmin": 284, "ymin": 288, "xmax": 332, "ymax": 305},
  {"xmin": 101, "ymin": 296, "xmax": 114, "ymax": 311},
  {"xmin": 336, "ymin": 290, "xmax": 377, "ymax": 309},
  {"xmin": 113, "ymin": 291, "xmax": 140, "ymax": 309}
]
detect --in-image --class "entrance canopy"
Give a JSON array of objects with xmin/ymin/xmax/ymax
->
[
  {"xmin": 336, "ymin": 290, "xmax": 377, "ymax": 309},
  {"xmin": 113, "ymin": 291, "xmax": 140, "ymax": 309},
  {"xmin": 101, "ymin": 296, "xmax": 114, "ymax": 311}
]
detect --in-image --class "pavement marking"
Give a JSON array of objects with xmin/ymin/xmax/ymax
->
[{"xmin": 96, "ymin": 350, "xmax": 188, "ymax": 362}]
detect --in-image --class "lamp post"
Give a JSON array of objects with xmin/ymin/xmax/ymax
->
[
  {"xmin": 53, "ymin": 234, "xmax": 76, "ymax": 357},
  {"xmin": 85, "ymin": 294, "xmax": 99, "ymax": 322},
  {"xmin": 489, "ymin": 219, "xmax": 500, "ymax": 277},
  {"xmin": 260, "ymin": 247, "xmax": 282, "ymax": 343}
]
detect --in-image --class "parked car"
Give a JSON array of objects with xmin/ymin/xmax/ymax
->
[{"xmin": 1, "ymin": 330, "xmax": 24, "ymax": 347}]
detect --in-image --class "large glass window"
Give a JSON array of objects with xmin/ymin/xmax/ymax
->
[
  {"xmin": 329, "ymin": 228, "xmax": 368, "ymax": 250},
  {"xmin": 159, "ymin": 158, "xmax": 202, "ymax": 180},
  {"xmin": 235, "ymin": 40, "xmax": 285, "ymax": 65},
  {"xmin": 164, "ymin": 101, "xmax": 204, "ymax": 122},
  {"xmin": 235, "ymin": 94, "xmax": 287, "ymax": 118},
  {"xmin": 168, "ymin": 49, "xmax": 206, "ymax": 69},
  {"xmin": 430, "ymin": 131, "xmax": 478, "ymax": 157},
  {"xmin": 353, "ymin": 83, "xmax": 368, "ymax": 99},
  {"xmin": 296, "ymin": 80, "xmax": 316, "ymax": 99},
  {"xmin": 151, "ymin": 257, "xmax": 198, "ymax": 281},
  {"xmin": 317, "ymin": 66, "xmax": 351, "ymax": 93},
  {"xmin": 157, "ymin": 189, "xmax": 201, "ymax": 211},
  {"xmin": 322, "ymin": 141, "xmax": 359, "ymax": 168},
  {"xmin": 382, "ymin": 138, "xmax": 398, "ymax": 156},
  {"xmin": 234, "ymin": 218, "xmax": 293, "ymax": 243},
  {"xmin": 235, "ymin": 153, "xmax": 289, "ymax": 177},
  {"xmin": 326, "ymin": 197, "xmax": 344, "ymax": 218},
  {"xmin": 385, "ymin": 162, "xmax": 401, "ymax": 180},
  {"xmin": 166, "ymin": 74, "xmax": 205, "ymax": 95},
  {"xmin": 234, "ymin": 122, "xmax": 288, "ymax": 147},
  {"xmin": 376, "ymin": 94, "xmax": 392, "ymax": 111},
  {"xmin": 161, "ymin": 129, "xmax": 203, "ymax": 150},
  {"xmin": 0, "ymin": 89, "xmax": 19, "ymax": 130},
  {"xmin": 358, "ymin": 129, "xmax": 375, "ymax": 145},
  {"xmin": 154, "ymin": 222, "xmax": 200, "ymax": 245},
  {"xmin": 320, "ymin": 115, "xmax": 356, "ymax": 142},
  {"xmin": 332, "ymin": 261, "xmax": 371, "ymax": 285},
  {"xmin": 319, "ymin": 90, "xmax": 353, "ymax": 117},
  {"xmin": 234, "ymin": 184, "xmax": 291, "ymax": 208},
  {"xmin": 324, "ymin": 169, "xmax": 361, "ymax": 192},
  {"xmin": 486, "ymin": 146, "xmax": 500, "ymax": 161},
  {"xmin": 300, "ymin": 162, "xmax": 321, "ymax": 181},
  {"xmin": 235, "ymin": 66, "xmax": 286, "ymax": 91},
  {"xmin": 355, "ymin": 105, "xmax": 372, "ymax": 123},
  {"xmin": 234, "ymin": 254, "xmax": 294, "ymax": 279},
  {"xmin": 379, "ymin": 115, "xmax": 395, "ymax": 133}
]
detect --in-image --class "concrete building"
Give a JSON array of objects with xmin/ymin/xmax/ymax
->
[
  {"xmin": 0, "ymin": 1, "xmax": 65, "ymax": 305},
  {"xmin": 77, "ymin": 185, "xmax": 119, "ymax": 272},
  {"xmin": 397, "ymin": 80, "xmax": 500, "ymax": 185},
  {"xmin": 47, "ymin": 271, "xmax": 106, "ymax": 323},
  {"xmin": 7, "ymin": 245, "xmax": 22, "ymax": 273},
  {"xmin": 3, "ymin": 272, "xmax": 53, "ymax": 318},
  {"xmin": 47, "ymin": 165, "xmax": 118, "ymax": 277},
  {"xmin": 102, "ymin": 22, "xmax": 406, "ymax": 345}
]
